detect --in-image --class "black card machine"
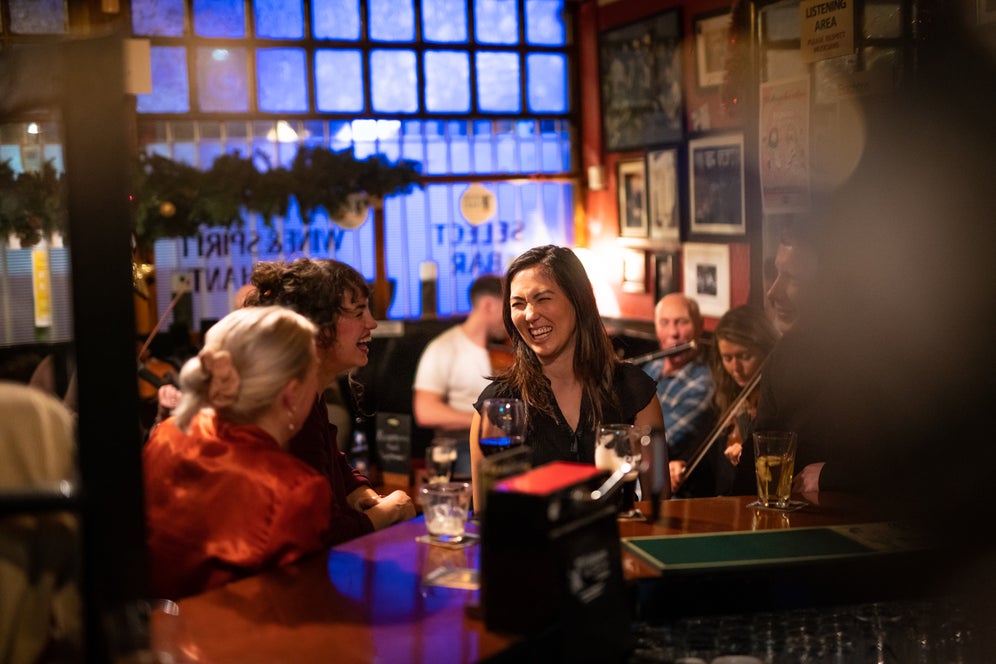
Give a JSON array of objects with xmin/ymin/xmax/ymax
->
[{"xmin": 480, "ymin": 461, "xmax": 630, "ymax": 662}]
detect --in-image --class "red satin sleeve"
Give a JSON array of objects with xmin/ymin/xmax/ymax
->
[{"xmin": 143, "ymin": 413, "xmax": 332, "ymax": 599}]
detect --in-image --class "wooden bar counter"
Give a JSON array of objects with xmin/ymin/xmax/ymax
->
[{"xmin": 162, "ymin": 494, "xmax": 888, "ymax": 663}]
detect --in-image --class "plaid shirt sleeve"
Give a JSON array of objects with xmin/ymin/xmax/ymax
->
[{"xmin": 653, "ymin": 362, "xmax": 715, "ymax": 459}]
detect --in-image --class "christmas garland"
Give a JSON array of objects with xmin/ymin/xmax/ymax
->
[{"xmin": 1, "ymin": 146, "xmax": 421, "ymax": 248}]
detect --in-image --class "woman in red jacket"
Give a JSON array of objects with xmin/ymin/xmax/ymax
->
[{"xmin": 144, "ymin": 306, "xmax": 329, "ymax": 598}]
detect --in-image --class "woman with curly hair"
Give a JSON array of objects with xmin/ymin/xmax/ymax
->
[
  {"xmin": 469, "ymin": 245, "xmax": 664, "ymax": 509},
  {"xmin": 247, "ymin": 258, "xmax": 413, "ymax": 542}
]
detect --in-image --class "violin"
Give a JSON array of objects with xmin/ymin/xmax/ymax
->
[
  {"xmin": 674, "ymin": 360, "xmax": 766, "ymax": 492},
  {"xmin": 136, "ymin": 280, "xmax": 189, "ymax": 402},
  {"xmin": 625, "ymin": 340, "xmax": 698, "ymax": 365}
]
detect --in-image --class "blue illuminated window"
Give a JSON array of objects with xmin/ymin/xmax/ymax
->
[
  {"xmin": 425, "ymin": 51, "xmax": 471, "ymax": 113},
  {"xmin": 315, "ymin": 50, "xmax": 365, "ymax": 112},
  {"xmin": 422, "ymin": 0, "xmax": 468, "ymax": 43},
  {"xmin": 370, "ymin": 50, "xmax": 418, "ymax": 113},
  {"xmin": 526, "ymin": 53, "xmax": 567, "ymax": 113},
  {"xmin": 476, "ymin": 52, "xmax": 521, "ymax": 113},
  {"xmin": 369, "ymin": 0, "xmax": 415, "ymax": 42},
  {"xmin": 254, "ymin": 0, "xmax": 304, "ymax": 39},
  {"xmin": 132, "ymin": 0, "xmax": 186, "ymax": 37},
  {"xmin": 196, "ymin": 47, "xmax": 249, "ymax": 112},
  {"xmin": 9, "ymin": 0, "xmax": 66, "ymax": 34},
  {"xmin": 525, "ymin": 0, "xmax": 566, "ymax": 46},
  {"xmin": 474, "ymin": 0, "xmax": 519, "ymax": 45},
  {"xmin": 138, "ymin": 47, "xmax": 190, "ymax": 113},
  {"xmin": 312, "ymin": 0, "xmax": 360, "ymax": 40},
  {"xmin": 193, "ymin": 0, "xmax": 246, "ymax": 38},
  {"xmin": 257, "ymin": 49, "xmax": 308, "ymax": 112}
]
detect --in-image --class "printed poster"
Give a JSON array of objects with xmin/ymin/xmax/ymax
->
[{"xmin": 759, "ymin": 76, "xmax": 811, "ymax": 215}]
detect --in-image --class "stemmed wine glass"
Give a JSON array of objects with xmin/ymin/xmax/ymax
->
[
  {"xmin": 478, "ymin": 398, "xmax": 527, "ymax": 457},
  {"xmin": 595, "ymin": 423, "xmax": 649, "ymax": 519},
  {"xmin": 475, "ymin": 398, "xmax": 529, "ymax": 516}
]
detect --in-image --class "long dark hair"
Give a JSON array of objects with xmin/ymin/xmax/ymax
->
[
  {"xmin": 492, "ymin": 245, "xmax": 618, "ymax": 425},
  {"xmin": 709, "ymin": 305, "xmax": 779, "ymax": 412}
]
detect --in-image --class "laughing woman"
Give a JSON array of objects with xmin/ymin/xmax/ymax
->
[
  {"xmin": 469, "ymin": 245, "xmax": 664, "ymax": 508},
  {"xmin": 248, "ymin": 258, "xmax": 414, "ymax": 543}
]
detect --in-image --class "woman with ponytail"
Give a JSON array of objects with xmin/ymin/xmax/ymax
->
[{"xmin": 143, "ymin": 306, "xmax": 330, "ymax": 599}]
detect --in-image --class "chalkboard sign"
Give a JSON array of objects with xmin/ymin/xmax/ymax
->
[
  {"xmin": 599, "ymin": 9, "xmax": 684, "ymax": 152},
  {"xmin": 375, "ymin": 412, "xmax": 412, "ymax": 476}
]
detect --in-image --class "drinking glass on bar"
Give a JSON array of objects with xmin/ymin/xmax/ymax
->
[
  {"xmin": 477, "ymin": 398, "xmax": 526, "ymax": 457},
  {"xmin": 595, "ymin": 423, "xmax": 646, "ymax": 519}
]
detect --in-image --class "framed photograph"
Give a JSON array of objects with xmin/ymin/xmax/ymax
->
[
  {"xmin": 694, "ymin": 10, "xmax": 732, "ymax": 89},
  {"xmin": 653, "ymin": 251, "xmax": 680, "ymax": 304},
  {"xmin": 622, "ymin": 249, "xmax": 647, "ymax": 293},
  {"xmin": 646, "ymin": 147, "xmax": 681, "ymax": 242},
  {"xmin": 617, "ymin": 159, "xmax": 648, "ymax": 238},
  {"xmin": 599, "ymin": 10, "xmax": 684, "ymax": 151},
  {"xmin": 688, "ymin": 133, "xmax": 746, "ymax": 238},
  {"xmin": 682, "ymin": 242, "xmax": 730, "ymax": 318}
]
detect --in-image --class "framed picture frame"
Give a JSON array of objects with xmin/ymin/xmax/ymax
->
[
  {"xmin": 688, "ymin": 133, "xmax": 746, "ymax": 238},
  {"xmin": 622, "ymin": 249, "xmax": 647, "ymax": 293},
  {"xmin": 694, "ymin": 10, "xmax": 732, "ymax": 89},
  {"xmin": 646, "ymin": 147, "xmax": 682, "ymax": 243},
  {"xmin": 599, "ymin": 9, "xmax": 684, "ymax": 151},
  {"xmin": 653, "ymin": 251, "xmax": 680, "ymax": 304},
  {"xmin": 682, "ymin": 242, "xmax": 730, "ymax": 318},
  {"xmin": 617, "ymin": 159, "xmax": 648, "ymax": 238}
]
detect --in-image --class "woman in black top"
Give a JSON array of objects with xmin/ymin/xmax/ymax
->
[{"xmin": 470, "ymin": 245, "xmax": 664, "ymax": 508}]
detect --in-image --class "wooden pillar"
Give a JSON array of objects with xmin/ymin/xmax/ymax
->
[{"xmin": 371, "ymin": 197, "xmax": 391, "ymax": 319}]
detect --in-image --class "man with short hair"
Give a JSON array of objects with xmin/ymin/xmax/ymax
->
[
  {"xmin": 413, "ymin": 275, "xmax": 506, "ymax": 478},
  {"xmin": 643, "ymin": 293, "xmax": 715, "ymax": 496}
]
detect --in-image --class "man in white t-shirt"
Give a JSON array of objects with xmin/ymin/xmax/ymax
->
[{"xmin": 413, "ymin": 275, "xmax": 505, "ymax": 478}]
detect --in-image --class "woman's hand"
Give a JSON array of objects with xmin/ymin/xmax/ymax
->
[
  {"xmin": 363, "ymin": 490, "xmax": 415, "ymax": 530},
  {"xmin": 724, "ymin": 442, "xmax": 742, "ymax": 466},
  {"xmin": 792, "ymin": 462, "xmax": 824, "ymax": 494},
  {"xmin": 347, "ymin": 486, "xmax": 381, "ymax": 511}
]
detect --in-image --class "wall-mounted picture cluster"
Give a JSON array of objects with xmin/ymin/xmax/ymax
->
[{"xmin": 606, "ymin": 9, "xmax": 743, "ymax": 245}]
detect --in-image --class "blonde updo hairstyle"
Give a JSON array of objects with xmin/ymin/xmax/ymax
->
[{"xmin": 172, "ymin": 306, "xmax": 317, "ymax": 432}]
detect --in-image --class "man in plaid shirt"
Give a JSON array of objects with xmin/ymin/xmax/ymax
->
[{"xmin": 643, "ymin": 294, "xmax": 715, "ymax": 497}]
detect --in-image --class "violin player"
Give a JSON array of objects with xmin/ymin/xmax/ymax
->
[{"xmin": 642, "ymin": 294, "xmax": 715, "ymax": 497}]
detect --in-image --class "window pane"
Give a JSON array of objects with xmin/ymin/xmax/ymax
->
[
  {"xmin": 474, "ymin": 0, "xmax": 519, "ymax": 44},
  {"xmin": 257, "ymin": 49, "xmax": 308, "ymax": 112},
  {"xmin": 525, "ymin": 0, "xmax": 565, "ymax": 46},
  {"xmin": 370, "ymin": 50, "xmax": 418, "ymax": 113},
  {"xmin": 526, "ymin": 53, "xmax": 567, "ymax": 113},
  {"xmin": 315, "ymin": 50, "xmax": 365, "ymax": 112},
  {"xmin": 193, "ymin": 0, "xmax": 246, "ymax": 38},
  {"xmin": 138, "ymin": 46, "xmax": 190, "ymax": 113},
  {"xmin": 423, "ymin": 0, "xmax": 468, "ymax": 43},
  {"xmin": 9, "ymin": 0, "xmax": 66, "ymax": 34},
  {"xmin": 425, "ymin": 51, "xmax": 471, "ymax": 113},
  {"xmin": 369, "ymin": 0, "xmax": 415, "ymax": 41},
  {"xmin": 476, "ymin": 52, "xmax": 521, "ymax": 113},
  {"xmin": 472, "ymin": 121, "xmax": 493, "ymax": 172},
  {"xmin": 196, "ymin": 47, "xmax": 249, "ymax": 112},
  {"xmin": 313, "ymin": 0, "xmax": 360, "ymax": 40},
  {"xmin": 132, "ymin": 0, "xmax": 186, "ymax": 36},
  {"xmin": 254, "ymin": 0, "xmax": 304, "ymax": 39},
  {"xmin": 448, "ymin": 121, "xmax": 471, "ymax": 174}
]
